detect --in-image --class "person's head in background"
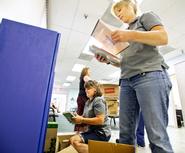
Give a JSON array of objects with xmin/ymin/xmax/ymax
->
[
  {"xmin": 80, "ymin": 67, "xmax": 90, "ymax": 79},
  {"xmin": 84, "ymin": 80, "xmax": 102, "ymax": 100},
  {"xmin": 112, "ymin": 0, "xmax": 138, "ymax": 24}
]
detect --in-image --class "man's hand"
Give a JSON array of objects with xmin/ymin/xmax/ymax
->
[
  {"xmin": 95, "ymin": 54, "xmax": 109, "ymax": 64},
  {"xmin": 111, "ymin": 30, "xmax": 132, "ymax": 43}
]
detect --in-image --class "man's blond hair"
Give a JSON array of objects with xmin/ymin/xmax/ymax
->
[{"xmin": 113, "ymin": 0, "xmax": 137, "ymax": 14}]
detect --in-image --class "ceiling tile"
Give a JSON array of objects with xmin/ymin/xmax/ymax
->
[
  {"xmin": 65, "ymin": 30, "xmax": 90, "ymax": 55},
  {"xmin": 72, "ymin": 0, "xmax": 110, "ymax": 34},
  {"xmin": 48, "ymin": 0, "xmax": 185, "ymax": 89},
  {"xmin": 48, "ymin": 24, "xmax": 71, "ymax": 50},
  {"xmin": 48, "ymin": 0, "xmax": 79, "ymax": 28}
]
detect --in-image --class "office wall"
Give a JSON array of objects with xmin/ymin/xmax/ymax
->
[
  {"xmin": 0, "ymin": 0, "xmax": 46, "ymax": 28},
  {"xmin": 51, "ymin": 94, "xmax": 67, "ymax": 113},
  {"xmin": 174, "ymin": 61, "xmax": 185, "ymax": 123},
  {"xmin": 66, "ymin": 89, "xmax": 78, "ymax": 112}
]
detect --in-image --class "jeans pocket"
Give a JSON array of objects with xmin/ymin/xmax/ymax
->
[{"xmin": 161, "ymin": 70, "xmax": 172, "ymax": 90}]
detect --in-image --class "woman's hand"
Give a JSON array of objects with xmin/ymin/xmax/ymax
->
[
  {"xmin": 111, "ymin": 30, "xmax": 132, "ymax": 43},
  {"xmin": 72, "ymin": 114, "xmax": 84, "ymax": 124},
  {"xmin": 95, "ymin": 53, "xmax": 121, "ymax": 67},
  {"xmin": 95, "ymin": 54, "xmax": 109, "ymax": 64}
]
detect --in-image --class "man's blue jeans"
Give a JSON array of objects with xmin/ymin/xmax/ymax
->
[
  {"xmin": 119, "ymin": 69, "xmax": 174, "ymax": 153},
  {"xmin": 136, "ymin": 112, "xmax": 145, "ymax": 147}
]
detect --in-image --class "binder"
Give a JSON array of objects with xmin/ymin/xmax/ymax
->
[
  {"xmin": 0, "ymin": 19, "xmax": 60, "ymax": 153},
  {"xmin": 90, "ymin": 19, "xmax": 129, "ymax": 55},
  {"xmin": 63, "ymin": 112, "xmax": 76, "ymax": 123}
]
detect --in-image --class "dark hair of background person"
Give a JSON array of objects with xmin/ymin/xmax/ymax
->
[
  {"xmin": 84, "ymin": 80, "xmax": 102, "ymax": 97},
  {"xmin": 80, "ymin": 67, "xmax": 89, "ymax": 78}
]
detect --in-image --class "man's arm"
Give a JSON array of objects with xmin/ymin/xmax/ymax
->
[{"xmin": 111, "ymin": 25, "xmax": 168, "ymax": 46}]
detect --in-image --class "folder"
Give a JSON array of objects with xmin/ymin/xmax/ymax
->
[
  {"xmin": 63, "ymin": 112, "xmax": 76, "ymax": 123},
  {"xmin": 0, "ymin": 19, "xmax": 60, "ymax": 153},
  {"xmin": 90, "ymin": 20, "xmax": 129, "ymax": 55}
]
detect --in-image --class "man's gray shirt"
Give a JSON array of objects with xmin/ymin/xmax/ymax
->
[{"xmin": 120, "ymin": 11, "xmax": 168, "ymax": 79}]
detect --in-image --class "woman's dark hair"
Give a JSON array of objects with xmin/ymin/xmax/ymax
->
[
  {"xmin": 84, "ymin": 80, "xmax": 102, "ymax": 97},
  {"xmin": 80, "ymin": 67, "xmax": 89, "ymax": 78}
]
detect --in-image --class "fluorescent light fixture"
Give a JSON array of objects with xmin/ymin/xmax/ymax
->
[
  {"xmin": 82, "ymin": 37, "xmax": 102, "ymax": 55},
  {"xmin": 137, "ymin": 0, "xmax": 144, "ymax": 4},
  {"xmin": 109, "ymin": 70, "xmax": 121, "ymax": 78},
  {"xmin": 66, "ymin": 76, "xmax": 76, "ymax": 82},
  {"xmin": 113, "ymin": 0, "xmax": 143, "ymax": 4},
  {"xmin": 63, "ymin": 82, "xmax": 71, "ymax": 87},
  {"xmin": 98, "ymin": 80, "xmax": 109, "ymax": 84},
  {"xmin": 72, "ymin": 64, "xmax": 85, "ymax": 72},
  {"xmin": 113, "ymin": 0, "xmax": 120, "ymax": 2}
]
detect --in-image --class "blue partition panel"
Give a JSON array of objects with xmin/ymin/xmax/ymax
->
[{"xmin": 0, "ymin": 19, "xmax": 60, "ymax": 153}]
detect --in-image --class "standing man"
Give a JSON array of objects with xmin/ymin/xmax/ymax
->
[{"xmin": 96, "ymin": 0, "xmax": 173, "ymax": 152}]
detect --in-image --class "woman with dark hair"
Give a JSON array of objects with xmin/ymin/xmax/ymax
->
[
  {"xmin": 70, "ymin": 80, "xmax": 111, "ymax": 153},
  {"xmin": 74, "ymin": 67, "xmax": 91, "ymax": 131}
]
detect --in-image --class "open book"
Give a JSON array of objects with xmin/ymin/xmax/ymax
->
[
  {"xmin": 89, "ymin": 45, "xmax": 120, "ymax": 64},
  {"xmin": 63, "ymin": 112, "xmax": 76, "ymax": 123},
  {"xmin": 89, "ymin": 19, "xmax": 129, "ymax": 64}
]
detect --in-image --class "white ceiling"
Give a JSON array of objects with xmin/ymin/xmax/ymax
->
[
  {"xmin": 2, "ymin": 0, "xmax": 184, "ymax": 92},
  {"xmin": 48, "ymin": 0, "xmax": 120, "ymax": 91},
  {"xmin": 47, "ymin": 0, "xmax": 185, "ymax": 91},
  {"xmin": 0, "ymin": 0, "xmax": 46, "ymax": 28}
]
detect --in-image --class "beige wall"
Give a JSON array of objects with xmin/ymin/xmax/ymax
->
[
  {"xmin": 175, "ymin": 61, "xmax": 185, "ymax": 123},
  {"xmin": 0, "ymin": 0, "xmax": 46, "ymax": 28}
]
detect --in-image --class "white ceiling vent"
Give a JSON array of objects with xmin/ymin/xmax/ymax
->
[
  {"xmin": 163, "ymin": 49, "xmax": 184, "ymax": 61},
  {"xmin": 99, "ymin": 78, "xmax": 119, "ymax": 84},
  {"xmin": 159, "ymin": 45, "xmax": 176, "ymax": 55},
  {"xmin": 78, "ymin": 53, "xmax": 93, "ymax": 61}
]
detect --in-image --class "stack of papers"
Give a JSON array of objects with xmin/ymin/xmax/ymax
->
[
  {"xmin": 89, "ymin": 45, "xmax": 121, "ymax": 65},
  {"xmin": 89, "ymin": 19, "xmax": 129, "ymax": 64}
]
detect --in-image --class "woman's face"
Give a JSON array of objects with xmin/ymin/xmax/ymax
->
[
  {"xmin": 85, "ymin": 87, "xmax": 96, "ymax": 99},
  {"xmin": 87, "ymin": 69, "xmax": 91, "ymax": 76},
  {"xmin": 114, "ymin": 4, "xmax": 135, "ymax": 23}
]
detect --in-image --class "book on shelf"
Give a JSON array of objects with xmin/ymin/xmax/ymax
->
[
  {"xmin": 89, "ymin": 19, "xmax": 129, "ymax": 64},
  {"xmin": 63, "ymin": 112, "xmax": 76, "ymax": 123}
]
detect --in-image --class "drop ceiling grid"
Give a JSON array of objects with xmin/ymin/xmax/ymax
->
[
  {"xmin": 48, "ymin": 0, "xmax": 79, "ymax": 28},
  {"xmin": 141, "ymin": 0, "xmax": 185, "ymax": 51},
  {"xmin": 140, "ymin": 0, "xmax": 176, "ymax": 15},
  {"xmin": 160, "ymin": 1, "xmax": 185, "ymax": 28},
  {"xmin": 166, "ymin": 27, "xmax": 182, "ymax": 48},
  {"xmin": 49, "ymin": 25, "xmax": 71, "ymax": 49},
  {"xmin": 71, "ymin": 0, "xmax": 110, "ymax": 34},
  {"xmin": 48, "ymin": 0, "xmax": 185, "ymax": 89},
  {"xmin": 64, "ymin": 31, "xmax": 90, "ymax": 56},
  {"xmin": 173, "ymin": 34, "xmax": 185, "ymax": 50},
  {"xmin": 87, "ymin": 59, "xmax": 119, "ymax": 79}
]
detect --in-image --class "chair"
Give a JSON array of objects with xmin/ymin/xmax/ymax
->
[
  {"xmin": 108, "ymin": 114, "xmax": 119, "ymax": 127},
  {"xmin": 48, "ymin": 107, "xmax": 58, "ymax": 122}
]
